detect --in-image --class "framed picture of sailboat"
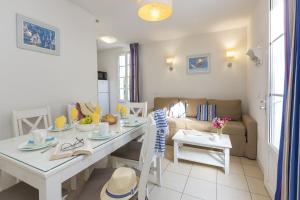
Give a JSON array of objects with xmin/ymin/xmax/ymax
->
[
  {"xmin": 16, "ymin": 14, "xmax": 60, "ymax": 56},
  {"xmin": 187, "ymin": 54, "xmax": 210, "ymax": 74}
]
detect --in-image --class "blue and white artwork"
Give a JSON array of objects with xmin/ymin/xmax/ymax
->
[
  {"xmin": 187, "ymin": 54, "xmax": 210, "ymax": 74},
  {"xmin": 17, "ymin": 14, "xmax": 60, "ymax": 55}
]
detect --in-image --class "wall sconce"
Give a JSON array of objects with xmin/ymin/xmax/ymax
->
[
  {"xmin": 226, "ymin": 49, "xmax": 236, "ymax": 67},
  {"xmin": 166, "ymin": 57, "xmax": 175, "ymax": 71}
]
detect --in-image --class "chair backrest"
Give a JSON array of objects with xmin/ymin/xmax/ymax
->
[
  {"xmin": 12, "ymin": 106, "xmax": 52, "ymax": 137},
  {"xmin": 137, "ymin": 113, "xmax": 156, "ymax": 200},
  {"xmin": 126, "ymin": 102, "xmax": 148, "ymax": 117}
]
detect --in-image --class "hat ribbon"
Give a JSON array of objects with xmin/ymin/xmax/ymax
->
[{"xmin": 106, "ymin": 185, "xmax": 138, "ymax": 199}]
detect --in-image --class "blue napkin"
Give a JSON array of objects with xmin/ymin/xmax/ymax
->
[{"xmin": 28, "ymin": 136, "xmax": 55, "ymax": 144}]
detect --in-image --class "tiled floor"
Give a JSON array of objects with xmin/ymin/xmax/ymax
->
[{"xmin": 148, "ymin": 146, "xmax": 271, "ymax": 200}]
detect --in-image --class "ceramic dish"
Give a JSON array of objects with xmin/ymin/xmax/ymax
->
[
  {"xmin": 88, "ymin": 132, "xmax": 112, "ymax": 140},
  {"xmin": 123, "ymin": 120, "xmax": 142, "ymax": 127},
  {"xmin": 48, "ymin": 124, "xmax": 73, "ymax": 132},
  {"xmin": 18, "ymin": 137, "xmax": 58, "ymax": 151},
  {"xmin": 76, "ymin": 123, "xmax": 99, "ymax": 132}
]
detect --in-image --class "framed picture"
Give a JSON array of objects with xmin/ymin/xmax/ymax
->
[
  {"xmin": 16, "ymin": 14, "xmax": 60, "ymax": 56},
  {"xmin": 187, "ymin": 54, "xmax": 210, "ymax": 74}
]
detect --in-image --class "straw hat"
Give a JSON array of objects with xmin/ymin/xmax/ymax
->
[{"xmin": 100, "ymin": 167, "xmax": 139, "ymax": 200}]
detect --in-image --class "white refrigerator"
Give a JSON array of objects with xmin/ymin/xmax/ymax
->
[{"xmin": 98, "ymin": 80, "xmax": 110, "ymax": 115}]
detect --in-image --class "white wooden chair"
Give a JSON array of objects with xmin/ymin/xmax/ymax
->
[
  {"xmin": 76, "ymin": 113, "xmax": 157, "ymax": 200},
  {"xmin": 126, "ymin": 102, "xmax": 148, "ymax": 117},
  {"xmin": 2, "ymin": 106, "xmax": 67, "ymax": 200},
  {"xmin": 110, "ymin": 102, "xmax": 162, "ymax": 186},
  {"xmin": 12, "ymin": 106, "xmax": 52, "ymax": 137}
]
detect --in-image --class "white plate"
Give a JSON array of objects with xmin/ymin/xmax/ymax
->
[
  {"xmin": 18, "ymin": 138, "xmax": 58, "ymax": 151},
  {"xmin": 88, "ymin": 132, "xmax": 112, "ymax": 140},
  {"xmin": 123, "ymin": 120, "xmax": 142, "ymax": 127},
  {"xmin": 48, "ymin": 124, "xmax": 73, "ymax": 132},
  {"xmin": 76, "ymin": 123, "xmax": 99, "ymax": 132}
]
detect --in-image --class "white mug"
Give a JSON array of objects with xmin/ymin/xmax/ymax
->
[
  {"xmin": 99, "ymin": 122, "xmax": 109, "ymax": 134},
  {"xmin": 32, "ymin": 129, "xmax": 47, "ymax": 145},
  {"xmin": 128, "ymin": 115, "xmax": 135, "ymax": 124}
]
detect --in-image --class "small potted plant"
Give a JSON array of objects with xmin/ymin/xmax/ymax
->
[{"xmin": 211, "ymin": 117, "xmax": 231, "ymax": 140}]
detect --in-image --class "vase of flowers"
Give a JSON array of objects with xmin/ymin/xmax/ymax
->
[{"xmin": 212, "ymin": 117, "xmax": 231, "ymax": 141}]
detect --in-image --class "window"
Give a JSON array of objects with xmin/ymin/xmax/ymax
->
[
  {"xmin": 269, "ymin": 0, "xmax": 285, "ymax": 149},
  {"xmin": 118, "ymin": 53, "xmax": 131, "ymax": 101}
]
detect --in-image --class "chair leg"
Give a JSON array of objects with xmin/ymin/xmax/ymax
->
[
  {"xmin": 111, "ymin": 157, "xmax": 118, "ymax": 168},
  {"xmin": 70, "ymin": 177, "xmax": 77, "ymax": 190}
]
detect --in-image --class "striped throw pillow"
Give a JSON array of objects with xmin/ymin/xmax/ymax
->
[
  {"xmin": 196, "ymin": 104, "xmax": 208, "ymax": 121},
  {"xmin": 208, "ymin": 104, "xmax": 216, "ymax": 121}
]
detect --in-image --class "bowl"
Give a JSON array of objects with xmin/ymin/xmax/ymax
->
[
  {"xmin": 101, "ymin": 115, "xmax": 118, "ymax": 125},
  {"xmin": 76, "ymin": 123, "xmax": 99, "ymax": 132}
]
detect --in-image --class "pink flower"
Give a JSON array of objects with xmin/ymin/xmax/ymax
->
[{"xmin": 212, "ymin": 117, "xmax": 231, "ymax": 129}]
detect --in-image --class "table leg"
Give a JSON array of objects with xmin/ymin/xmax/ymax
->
[
  {"xmin": 174, "ymin": 141, "xmax": 178, "ymax": 164},
  {"xmin": 224, "ymin": 148, "xmax": 230, "ymax": 174},
  {"xmin": 39, "ymin": 179, "xmax": 62, "ymax": 200}
]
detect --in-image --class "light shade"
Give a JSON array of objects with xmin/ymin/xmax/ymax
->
[
  {"xmin": 165, "ymin": 56, "xmax": 174, "ymax": 71},
  {"xmin": 99, "ymin": 36, "xmax": 117, "ymax": 44},
  {"xmin": 166, "ymin": 57, "xmax": 174, "ymax": 65},
  {"xmin": 138, "ymin": 0, "xmax": 173, "ymax": 22},
  {"xmin": 226, "ymin": 49, "xmax": 236, "ymax": 60}
]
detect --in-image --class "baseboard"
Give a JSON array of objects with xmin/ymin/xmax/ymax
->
[
  {"xmin": 256, "ymin": 158, "xmax": 265, "ymax": 176},
  {"xmin": 257, "ymin": 156, "xmax": 275, "ymax": 199}
]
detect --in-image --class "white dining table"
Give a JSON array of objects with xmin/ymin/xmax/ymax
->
[{"xmin": 0, "ymin": 118, "xmax": 147, "ymax": 200}]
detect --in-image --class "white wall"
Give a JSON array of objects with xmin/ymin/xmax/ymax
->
[
  {"xmin": 247, "ymin": 0, "xmax": 278, "ymax": 197},
  {"xmin": 0, "ymin": 0, "xmax": 97, "ymax": 189},
  {"xmin": 140, "ymin": 28, "xmax": 248, "ymax": 111}
]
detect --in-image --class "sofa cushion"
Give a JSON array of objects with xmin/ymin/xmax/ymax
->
[
  {"xmin": 185, "ymin": 117, "xmax": 212, "ymax": 132},
  {"xmin": 154, "ymin": 97, "xmax": 179, "ymax": 111},
  {"xmin": 168, "ymin": 117, "xmax": 186, "ymax": 129},
  {"xmin": 207, "ymin": 99, "xmax": 242, "ymax": 121},
  {"xmin": 179, "ymin": 98, "xmax": 207, "ymax": 117},
  {"xmin": 196, "ymin": 104, "xmax": 208, "ymax": 121},
  {"xmin": 222, "ymin": 121, "xmax": 246, "ymax": 136},
  {"xmin": 169, "ymin": 101, "xmax": 186, "ymax": 118},
  {"xmin": 167, "ymin": 117, "xmax": 186, "ymax": 145}
]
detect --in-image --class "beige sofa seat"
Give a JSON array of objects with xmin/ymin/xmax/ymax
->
[{"xmin": 154, "ymin": 97, "xmax": 257, "ymax": 160}]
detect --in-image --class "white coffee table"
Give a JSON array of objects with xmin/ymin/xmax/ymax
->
[{"xmin": 172, "ymin": 129, "xmax": 232, "ymax": 174}]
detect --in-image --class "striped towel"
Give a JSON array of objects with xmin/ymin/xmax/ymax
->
[{"xmin": 154, "ymin": 109, "xmax": 169, "ymax": 155}]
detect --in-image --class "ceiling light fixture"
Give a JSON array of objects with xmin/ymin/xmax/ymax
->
[
  {"xmin": 99, "ymin": 36, "xmax": 117, "ymax": 44},
  {"xmin": 138, "ymin": 0, "xmax": 173, "ymax": 22}
]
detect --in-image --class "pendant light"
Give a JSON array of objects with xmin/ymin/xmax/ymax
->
[{"xmin": 138, "ymin": 0, "xmax": 173, "ymax": 22}]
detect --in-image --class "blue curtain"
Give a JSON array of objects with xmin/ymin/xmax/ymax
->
[
  {"xmin": 130, "ymin": 43, "xmax": 140, "ymax": 102},
  {"xmin": 275, "ymin": 0, "xmax": 300, "ymax": 199}
]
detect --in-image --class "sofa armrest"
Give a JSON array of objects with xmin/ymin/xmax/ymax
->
[{"xmin": 242, "ymin": 115, "xmax": 257, "ymax": 159}]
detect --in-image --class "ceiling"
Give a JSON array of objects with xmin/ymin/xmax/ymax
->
[{"xmin": 70, "ymin": 0, "xmax": 257, "ymax": 50}]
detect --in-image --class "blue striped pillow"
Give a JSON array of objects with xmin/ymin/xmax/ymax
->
[
  {"xmin": 196, "ymin": 104, "xmax": 208, "ymax": 121},
  {"xmin": 208, "ymin": 104, "xmax": 216, "ymax": 121}
]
